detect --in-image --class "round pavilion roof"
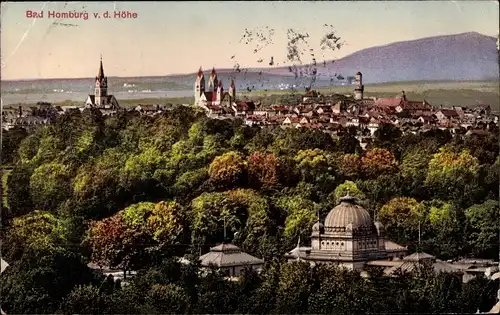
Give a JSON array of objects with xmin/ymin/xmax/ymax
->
[{"xmin": 324, "ymin": 195, "xmax": 372, "ymax": 229}]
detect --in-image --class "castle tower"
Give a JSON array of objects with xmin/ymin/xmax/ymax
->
[
  {"xmin": 228, "ymin": 79, "xmax": 236, "ymax": 100},
  {"xmin": 95, "ymin": 56, "xmax": 108, "ymax": 106},
  {"xmin": 208, "ymin": 67, "xmax": 218, "ymax": 93},
  {"xmin": 216, "ymin": 80, "xmax": 224, "ymax": 103},
  {"xmin": 354, "ymin": 71, "xmax": 364, "ymax": 101},
  {"xmin": 194, "ymin": 67, "xmax": 205, "ymax": 104}
]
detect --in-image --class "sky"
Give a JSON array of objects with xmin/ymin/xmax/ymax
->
[{"xmin": 1, "ymin": 1, "xmax": 498, "ymax": 80}]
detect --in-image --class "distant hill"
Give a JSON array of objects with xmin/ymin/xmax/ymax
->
[
  {"xmin": 2, "ymin": 32, "xmax": 498, "ymax": 97},
  {"xmin": 259, "ymin": 32, "xmax": 499, "ymax": 84}
]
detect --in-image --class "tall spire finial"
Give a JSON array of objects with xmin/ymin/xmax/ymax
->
[{"xmin": 98, "ymin": 55, "xmax": 105, "ymax": 78}]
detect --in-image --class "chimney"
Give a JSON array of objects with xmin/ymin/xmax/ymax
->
[
  {"xmin": 18, "ymin": 106, "xmax": 22, "ymax": 117},
  {"xmin": 401, "ymin": 91, "xmax": 407, "ymax": 102}
]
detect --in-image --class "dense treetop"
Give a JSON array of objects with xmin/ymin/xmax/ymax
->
[{"xmin": 1, "ymin": 106, "xmax": 498, "ymax": 313}]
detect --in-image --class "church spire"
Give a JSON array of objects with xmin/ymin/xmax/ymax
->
[
  {"xmin": 98, "ymin": 55, "xmax": 105, "ymax": 79},
  {"xmin": 197, "ymin": 66, "xmax": 203, "ymax": 77}
]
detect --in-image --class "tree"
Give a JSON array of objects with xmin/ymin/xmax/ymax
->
[
  {"xmin": 399, "ymin": 149, "xmax": 432, "ymax": 199},
  {"xmin": 275, "ymin": 261, "xmax": 313, "ymax": 314},
  {"xmin": 294, "ymin": 149, "xmax": 329, "ymax": 183},
  {"xmin": 208, "ymin": 151, "xmax": 247, "ymax": 188},
  {"xmin": 0, "ymin": 246, "xmax": 96, "ymax": 314},
  {"xmin": 425, "ymin": 146, "xmax": 480, "ymax": 202},
  {"xmin": 373, "ymin": 123, "xmax": 402, "ymax": 150},
  {"xmin": 336, "ymin": 133, "xmax": 362, "ymax": 154},
  {"xmin": 422, "ymin": 200, "xmax": 463, "ymax": 259},
  {"xmin": 85, "ymin": 205, "xmax": 156, "ymax": 274},
  {"xmin": 7, "ymin": 166, "xmax": 34, "ymax": 217},
  {"xmin": 1, "ymin": 127, "xmax": 28, "ymax": 165},
  {"xmin": 277, "ymin": 195, "xmax": 317, "ymax": 243},
  {"xmin": 29, "ymin": 162, "xmax": 73, "ymax": 211},
  {"xmin": 2, "ymin": 210, "xmax": 67, "ymax": 262},
  {"xmin": 329, "ymin": 180, "xmax": 365, "ymax": 206},
  {"xmin": 361, "ymin": 148, "xmax": 398, "ymax": 179},
  {"xmin": 378, "ymin": 197, "xmax": 426, "ymax": 246},
  {"xmin": 147, "ymin": 201, "xmax": 185, "ymax": 245},
  {"xmin": 465, "ymin": 200, "xmax": 499, "ymax": 258},
  {"xmin": 58, "ymin": 284, "xmax": 106, "ymax": 314},
  {"xmin": 247, "ymin": 151, "xmax": 280, "ymax": 189},
  {"xmin": 339, "ymin": 153, "xmax": 362, "ymax": 179},
  {"xmin": 146, "ymin": 283, "xmax": 190, "ymax": 314}
]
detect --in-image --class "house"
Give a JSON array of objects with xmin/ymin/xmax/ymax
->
[
  {"xmin": 367, "ymin": 118, "xmax": 381, "ymax": 135},
  {"xmin": 474, "ymin": 104, "xmax": 491, "ymax": 116},
  {"xmin": 232, "ymin": 101, "xmax": 255, "ymax": 116},
  {"xmin": 135, "ymin": 104, "xmax": 161, "ymax": 115},
  {"xmin": 199, "ymin": 243, "xmax": 264, "ymax": 278},
  {"xmin": 435, "ymin": 109, "xmax": 459, "ymax": 122}
]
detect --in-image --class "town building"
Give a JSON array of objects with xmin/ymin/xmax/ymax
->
[
  {"xmin": 284, "ymin": 194, "xmax": 498, "ymax": 283},
  {"xmin": 194, "ymin": 67, "xmax": 236, "ymax": 108},
  {"xmin": 354, "ymin": 72, "xmax": 364, "ymax": 100},
  {"xmin": 284, "ymin": 194, "xmax": 407, "ymax": 270},
  {"xmin": 85, "ymin": 56, "xmax": 120, "ymax": 113},
  {"xmin": 199, "ymin": 243, "xmax": 264, "ymax": 278}
]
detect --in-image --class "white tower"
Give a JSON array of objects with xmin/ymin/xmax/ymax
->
[
  {"xmin": 354, "ymin": 71, "xmax": 364, "ymax": 101},
  {"xmin": 95, "ymin": 56, "xmax": 108, "ymax": 106},
  {"xmin": 194, "ymin": 67, "xmax": 205, "ymax": 105},
  {"xmin": 228, "ymin": 79, "xmax": 236, "ymax": 101},
  {"xmin": 216, "ymin": 81, "xmax": 224, "ymax": 104}
]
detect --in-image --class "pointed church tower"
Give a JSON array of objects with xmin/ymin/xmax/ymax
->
[
  {"xmin": 194, "ymin": 67, "xmax": 205, "ymax": 105},
  {"xmin": 208, "ymin": 67, "xmax": 218, "ymax": 93},
  {"xmin": 216, "ymin": 80, "xmax": 224, "ymax": 103},
  {"xmin": 228, "ymin": 79, "xmax": 236, "ymax": 100},
  {"xmin": 95, "ymin": 56, "xmax": 108, "ymax": 106}
]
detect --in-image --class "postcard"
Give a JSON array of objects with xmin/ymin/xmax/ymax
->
[{"xmin": 1, "ymin": 1, "xmax": 499, "ymax": 314}]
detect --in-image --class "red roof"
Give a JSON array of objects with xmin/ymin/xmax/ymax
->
[
  {"xmin": 404, "ymin": 100, "xmax": 432, "ymax": 111},
  {"xmin": 375, "ymin": 98, "xmax": 403, "ymax": 107},
  {"xmin": 197, "ymin": 67, "xmax": 203, "ymax": 77},
  {"xmin": 438, "ymin": 109, "xmax": 459, "ymax": 117},
  {"xmin": 211, "ymin": 67, "xmax": 216, "ymax": 75}
]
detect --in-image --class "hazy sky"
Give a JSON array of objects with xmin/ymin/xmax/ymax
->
[{"xmin": 1, "ymin": 1, "xmax": 498, "ymax": 80}]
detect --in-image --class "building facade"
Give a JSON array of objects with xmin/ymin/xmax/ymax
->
[
  {"xmin": 199, "ymin": 243, "xmax": 264, "ymax": 278},
  {"xmin": 194, "ymin": 67, "xmax": 236, "ymax": 107},
  {"xmin": 85, "ymin": 57, "xmax": 120, "ymax": 111},
  {"xmin": 285, "ymin": 194, "xmax": 406, "ymax": 270},
  {"xmin": 354, "ymin": 72, "xmax": 364, "ymax": 100}
]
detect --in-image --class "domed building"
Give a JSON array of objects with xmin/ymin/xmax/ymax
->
[{"xmin": 285, "ymin": 194, "xmax": 407, "ymax": 271}]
